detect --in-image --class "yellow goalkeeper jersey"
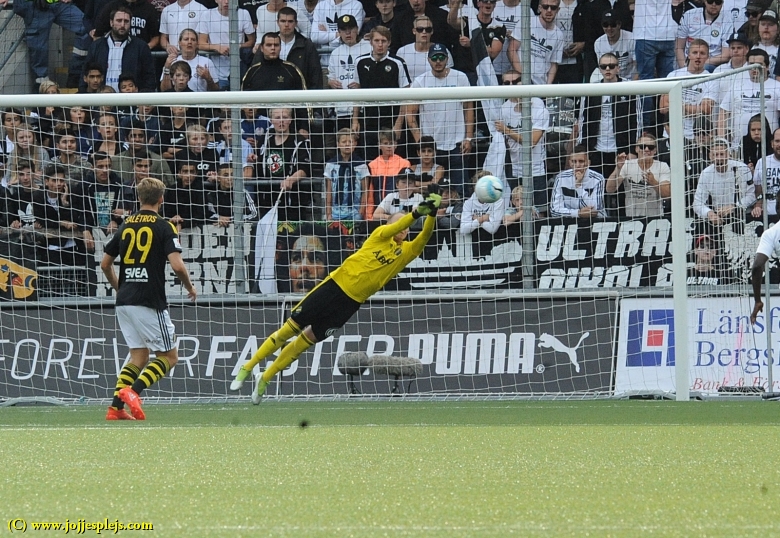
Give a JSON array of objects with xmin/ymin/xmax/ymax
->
[{"xmin": 330, "ymin": 213, "xmax": 435, "ymax": 303}]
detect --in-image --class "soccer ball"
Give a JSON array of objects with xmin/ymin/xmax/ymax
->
[{"xmin": 474, "ymin": 175, "xmax": 503, "ymax": 204}]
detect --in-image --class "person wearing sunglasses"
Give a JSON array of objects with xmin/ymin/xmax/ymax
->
[
  {"xmin": 573, "ymin": 52, "xmax": 638, "ymax": 199},
  {"xmin": 397, "ymin": 15, "xmax": 452, "ymax": 80},
  {"xmin": 507, "ymin": 0, "xmax": 564, "ymax": 84},
  {"xmin": 592, "ymin": 10, "xmax": 637, "ymax": 82},
  {"xmin": 675, "ymin": 0, "xmax": 734, "ymax": 71},
  {"xmin": 606, "ymin": 133, "xmax": 671, "ymax": 217}
]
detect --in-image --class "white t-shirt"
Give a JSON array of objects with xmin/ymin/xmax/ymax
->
[
  {"xmin": 753, "ymin": 154, "xmax": 780, "ymax": 215},
  {"xmin": 161, "ymin": 54, "xmax": 218, "ymax": 91},
  {"xmin": 460, "ymin": 193, "xmax": 506, "ymax": 235},
  {"xmin": 500, "ymin": 97, "xmax": 549, "ymax": 177},
  {"xmin": 514, "ymin": 15, "xmax": 564, "ymax": 85},
  {"xmin": 556, "ymin": 0, "xmax": 577, "ymax": 66},
  {"xmin": 327, "ymin": 40, "xmax": 371, "ymax": 116},
  {"xmin": 666, "ymin": 67, "xmax": 718, "ymax": 140},
  {"xmin": 411, "ymin": 69, "xmax": 471, "ymax": 151},
  {"xmin": 309, "ymin": 0, "xmax": 365, "ymax": 46},
  {"xmin": 160, "ymin": 0, "xmax": 208, "ymax": 45},
  {"xmin": 256, "ymin": 5, "xmax": 282, "ymax": 37},
  {"xmin": 633, "ymin": 0, "xmax": 678, "ymax": 41},
  {"xmin": 676, "ymin": 8, "xmax": 733, "ymax": 60},
  {"xmin": 720, "ymin": 76, "xmax": 780, "ymax": 147},
  {"xmin": 493, "ymin": 0, "xmax": 523, "ymax": 38},
  {"xmin": 197, "ymin": 8, "xmax": 255, "ymax": 80},
  {"xmin": 618, "ymin": 159, "xmax": 671, "ymax": 217},
  {"xmin": 755, "ymin": 43, "xmax": 779, "ymax": 75},
  {"xmin": 594, "ymin": 30, "xmax": 637, "ymax": 81},
  {"xmin": 396, "ymin": 44, "xmax": 453, "ymax": 81}
]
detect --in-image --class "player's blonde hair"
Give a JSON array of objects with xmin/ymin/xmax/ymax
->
[{"xmin": 137, "ymin": 177, "xmax": 166, "ymax": 206}]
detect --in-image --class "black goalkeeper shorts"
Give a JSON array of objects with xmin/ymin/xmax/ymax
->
[{"xmin": 289, "ymin": 278, "xmax": 362, "ymax": 341}]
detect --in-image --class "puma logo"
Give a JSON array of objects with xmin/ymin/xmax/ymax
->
[{"xmin": 537, "ymin": 332, "xmax": 589, "ymax": 373}]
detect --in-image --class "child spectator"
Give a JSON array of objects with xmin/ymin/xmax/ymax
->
[
  {"xmin": 215, "ymin": 118, "xmax": 255, "ymax": 179},
  {"xmin": 241, "ymin": 107, "xmax": 271, "ymax": 150},
  {"xmin": 89, "ymin": 113, "xmax": 123, "ymax": 158},
  {"xmin": 460, "ymin": 170, "xmax": 507, "ymax": 258},
  {"xmin": 256, "ymin": 107, "xmax": 312, "ymax": 221},
  {"xmin": 366, "ymin": 128, "xmax": 411, "ymax": 220},
  {"xmin": 324, "ymin": 128, "xmax": 370, "ymax": 221},
  {"xmin": 64, "ymin": 106, "xmax": 94, "ymax": 157},
  {"xmin": 372, "ymin": 171, "xmax": 425, "ymax": 222},
  {"xmin": 4, "ymin": 126, "xmax": 51, "ymax": 186},
  {"xmin": 206, "ymin": 162, "xmax": 259, "ymax": 226},
  {"xmin": 5, "ymin": 159, "xmax": 40, "ymax": 230},
  {"xmin": 550, "ymin": 146, "xmax": 608, "ymax": 219},
  {"xmin": 165, "ymin": 162, "xmax": 207, "ymax": 231},
  {"xmin": 51, "ymin": 129, "xmax": 90, "ymax": 187},
  {"xmin": 413, "ymin": 135, "xmax": 445, "ymax": 190},
  {"xmin": 172, "ymin": 124, "xmax": 220, "ymax": 186},
  {"xmin": 158, "ymin": 106, "xmax": 194, "ymax": 161},
  {"xmin": 503, "ymin": 185, "xmax": 524, "ymax": 226}
]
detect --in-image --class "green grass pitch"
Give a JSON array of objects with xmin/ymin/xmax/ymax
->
[{"xmin": 1, "ymin": 401, "xmax": 779, "ymax": 537}]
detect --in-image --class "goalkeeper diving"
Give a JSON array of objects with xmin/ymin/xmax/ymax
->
[{"xmin": 231, "ymin": 191, "xmax": 442, "ymax": 403}]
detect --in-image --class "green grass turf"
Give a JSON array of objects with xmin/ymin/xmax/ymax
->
[{"xmin": 1, "ymin": 401, "xmax": 779, "ymax": 537}]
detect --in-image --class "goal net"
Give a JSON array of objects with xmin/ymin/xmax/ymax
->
[{"xmin": 0, "ymin": 66, "xmax": 772, "ymax": 404}]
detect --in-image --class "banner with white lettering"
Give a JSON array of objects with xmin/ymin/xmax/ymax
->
[
  {"xmin": 0, "ymin": 296, "xmax": 615, "ymax": 400},
  {"xmin": 615, "ymin": 297, "xmax": 780, "ymax": 395}
]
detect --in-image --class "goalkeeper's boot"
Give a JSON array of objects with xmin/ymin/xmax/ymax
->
[
  {"xmin": 105, "ymin": 407, "xmax": 135, "ymax": 421},
  {"xmin": 118, "ymin": 387, "xmax": 146, "ymax": 420},
  {"xmin": 230, "ymin": 368, "xmax": 251, "ymax": 391},
  {"xmin": 252, "ymin": 374, "xmax": 270, "ymax": 405}
]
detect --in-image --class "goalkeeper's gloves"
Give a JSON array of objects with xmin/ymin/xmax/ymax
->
[{"xmin": 413, "ymin": 193, "xmax": 442, "ymax": 218}]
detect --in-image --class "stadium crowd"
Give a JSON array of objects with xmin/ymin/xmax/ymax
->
[{"xmin": 0, "ymin": 0, "xmax": 777, "ymax": 294}]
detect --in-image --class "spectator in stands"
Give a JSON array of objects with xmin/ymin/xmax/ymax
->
[
  {"xmin": 362, "ymin": 0, "xmax": 397, "ymax": 36},
  {"xmin": 164, "ymin": 162, "xmax": 207, "ymax": 230},
  {"xmin": 88, "ymin": 113, "xmax": 123, "ymax": 159},
  {"xmin": 2, "ymin": 0, "xmax": 89, "ymax": 87},
  {"xmin": 64, "ymin": 106, "xmax": 94, "ymax": 157},
  {"xmin": 161, "ymin": 28, "xmax": 220, "ymax": 92},
  {"xmin": 503, "ymin": 184, "xmax": 524, "ymax": 225},
  {"xmin": 71, "ymin": 152, "xmax": 131, "ymax": 247},
  {"xmin": 738, "ymin": 1, "xmax": 764, "ymax": 47},
  {"xmin": 161, "ymin": 61, "xmax": 194, "ymax": 94},
  {"xmin": 92, "ymin": 0, "xmax": 161, "ymax": 50},
  {"xmin": 324, "ymin": 128, "xmax": 370, "ymax": 220},
  {"xmin": 197, "ymin": 0, "xmax": 256, "ymax": 89},
  {"xmin": 112, "ymin": 121, "xmax": 174, "ymax": 187},
  {"xmin": 294, "ymin": 0, "xmax": 319, "ymax": 38},
  {"xmin": 4, "ymin": 126, "xmax": 51, "ymax": 185},
  {"xmin": 398, "ymin": 16, "xmax": 453, "ymax": 80},
  {"xmin": 571, "ymin": 0, "xmax": 612, "ymax": 82},
  {"xmin": 326, "ymin": 15, "xmax": 371, "ymax": 159},
  {"xmin": 1, "ymin": 109, "xmax": 24, "ymax": 170},
  {"xmin": 36, "ymin": 81, "xmax": 66, "ymax": 154},
  {"xmin": 310, "ymin": 0, "xmax": 366, "ymax": 47},
  {"xmin": 371, "ymin": 170, "xmax": 425, "ymax": 222},
  {"xmin": 82, "ymin": 7, "xmax": 157, "ymax": 92},
  {"xmin": 676, "ymin": 0, "xmax": 734, "ymax": 71},
  {"xmin": 687, "ymin": 234, "xmax": 734, "ymax": 285},
  {"xmin": 206, "ymin": 162, "xmax": 259, "ymax": 226},
  {"xmin": 743, "ymin": 114, "xmax": 773, "ymax": 172},
  {"xmin": 5, "ymin": 160, "xmax": 40, "ymax": 230},
  {"xmin": 606, "ymin": 133, "xmax": 671, "ymax": 217},
  {"xmin": 634, "ymin": 0, "xmax": 679, "ymax": 131},
  {"xmin": 32, "ymin": 163, "xmax": 87, "ymax": 267},
  {"xmin": 120, "ymin": 104, "xmax": 162, "ymax": 145},
  {"xmin": 366, "ymin": 130, "xmax": 412, "ymax": 220},
  {"xmin": 495, "ymin": 69, "xmax": 549, "ymax": 216},
  {"xmin": 592, "ymin": 10, "xmax": 637, "ymax": 82},
  {"xmin": 256, "ymin": 0, "xmax": 289, "ymax": 39},
  {"xmin": 548, "ymin": 0, "xmax": 580, "ymax": 84},
  {"xmin": 575, "ymin": 52, "xmax": 638, "ymax": 185},
  {"xmin": 243, "ymin": 33, "xmax": 308, "ymax": 91},
  {"xmin": 256, "ymin": 107, "xmax": 313, "ymax": 221},
  {"xmin": 80, "ymin": 63, "xmax": 106, "ymax": 94},
  {"xmin": 158, "ymin": 106, "xmax": 194, "ymax": 160},
  {"xmin": 275, "ymin": 7, "xmax": 323, "ymax": 90},
  {"xmin": 413, "ymin": 135, "xmax": 445, "ymax": 188},
  {"xmin": 241, "ymin": 107, "xmax": 271, "ymax": 150},
  {"xmin": 756, "ymin": 10, "xmax": 780, "ymax": 73},
  {"xmin": 508, "ymin": 0, "xmax": 564, "ymax": 85},
  {"xmin": 714, "ymin": 30, "xmax": 752, "ymax": 74},
  {"xmin": 393, "ymin": 0, "xmax": 450, "ymax": 56},
  {"xmin": 353, "ymin": 26, "xmax": 411, "ymax": 161},
  {"xmin": 159, "ymin": 0, "xmax": 208, "ymax": 54},
  {"xmin": 172, "ymin": 124, "xmax": 220, "ymax": 186},
  {"xmin": 460, "ymin": 170, "xmax": 507, "ymax": 257},
  {"xmin": 212, "ymin": 119, "xmax": 255, "ymax": 185},
  {"xmin": 751, "ymin": 127, "xmax": 780, "ymax": 222},
  {"xmin": 51, "ymin": 129, "xmax": 91, "ymax": 187},
  {"xmin": 718, "ymin": 48, "xmax": 780, "ymax": 150},
  {"xmin": 406, "ymin": 43, "xmax": 472, "ymax": 194},
  {"xmin": 692, "ymin": 137, "xmax": 755, "ymax": 226},
  {"xmin": 550, "ymin": 145, "xmax": 607, "ymax": 218},
  {"xmin": 660, "ymin": 39, "xmax": 718, "ymax": 142},
  {"xmin": 446, "ymin": 0, "xmax": 508, "ymax": 70}
]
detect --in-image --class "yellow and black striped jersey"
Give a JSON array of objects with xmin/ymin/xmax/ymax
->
[{"xmin": 330, "ymin": 213, "xmax": 435, "ymax": 303}]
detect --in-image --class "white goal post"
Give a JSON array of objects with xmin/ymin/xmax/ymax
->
[{"xmin": 0, "ymin": 67, "xmax": 775, "ymax": 405}]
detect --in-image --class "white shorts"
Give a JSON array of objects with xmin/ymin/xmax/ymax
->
[{"xmin": 116, "ymin": 305, "xmax": 177, "ymax": 352}]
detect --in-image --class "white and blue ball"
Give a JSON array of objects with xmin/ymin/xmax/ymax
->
[{"xmin": 474, "ymin": 175, "xmax": 503, "ymax": 204}]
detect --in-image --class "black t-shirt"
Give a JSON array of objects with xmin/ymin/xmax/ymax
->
[{"xmin": 104, "ymin": 209, "xmax": 182, "ymax": 310}]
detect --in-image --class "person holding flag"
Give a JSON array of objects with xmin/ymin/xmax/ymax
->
[{"xmin": 233, "ymin": 193, "xmax": 442, "ymax": 403}]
